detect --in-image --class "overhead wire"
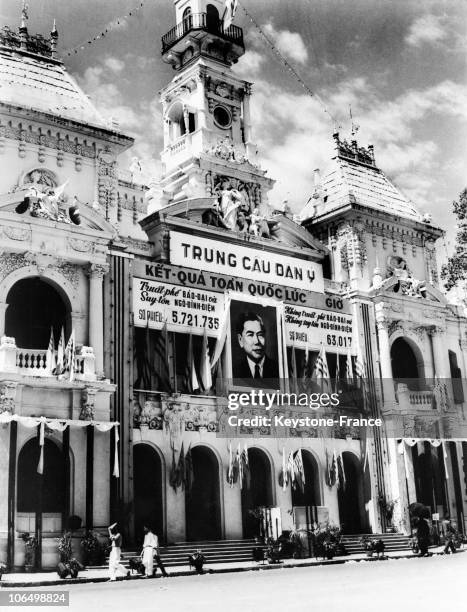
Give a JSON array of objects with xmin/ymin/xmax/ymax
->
[{"xmin": 238, "ymin": 1, "xmax": 341, "ymax": 131}]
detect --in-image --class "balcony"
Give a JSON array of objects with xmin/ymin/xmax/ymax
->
[
  {"xmin": 0, "ymin": 336, "xmax": 97, "ymax": 381},
  {"xmin": 161, "ymin": 13, "xmax": 244, "ymax": 54}
]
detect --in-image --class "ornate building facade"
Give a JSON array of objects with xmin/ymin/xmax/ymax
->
[
  {"xmin": 302, "ymin": 134, "xmax": 467, "ymax": 533},
  {"xmin": 0, "ymin": 14, "xmax": 147, "ymax": 569},
  {"xmin": 1, "ymin": 0, "xmax": 466, "ymax": 571}
]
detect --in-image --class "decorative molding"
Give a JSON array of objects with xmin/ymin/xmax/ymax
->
[
  {"xmin": 0, "ymin": 253, "xmax": 29, "ymax": 280},
  {"xmin": 87, "ymin": 263, "xmax": 109, "ymax": 280},
  {"xmin": 387, "ymin": 320, "xmax": 404, "ymax": 337},
  {"xmin": 0, "ymin": 381, "xmax": 17, "ymax": 414},
  {"xmin": 57, "ymin": 261, "xmax": 80, "ymax": 288},
  {"xmin": 80, "ymin": 387, "xmax": 97, "ymax": 421},
  {"xmin": 337, "ymin": 222, "xmax": 367, "ymax": 270},
  {"xmin": 68, "ymin": 238, "xmax": 93, "ymax": 253},
  {"xmin": 3, "ymin": 226, "xmax": 31, "ymax": 241},
  {"xmin": 0, "ymin": 122, "xmax": 96, "ymax": 159}
]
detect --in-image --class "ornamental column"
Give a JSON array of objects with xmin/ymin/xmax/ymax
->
[
  {"xmin": 375, "ymin": 315, "xmax": 397, "ymax": 409},
  {"xmin": 87, "ymin": 264, "xmax": 108, "ymax": 377},
  {"xmin": 429, "ymin": 326, "xmax": 450, "ymax": 379},
  {"xmin": 242, "ymin": 84, "xmax": 252, "ymax": 145},
  {"xmin": 0, "ymin": 302, "xmax": 8, "ymax": 337}
]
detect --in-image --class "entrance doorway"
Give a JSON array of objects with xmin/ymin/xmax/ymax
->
[
  {"xmin": 185, "ymin": 446, "xmax": 221, "ymax": 541},
  {"xmin": 17, "ymin": 438, "xmax": 67, "ymax": 533},
  {"xmin": 412, "ymin": 442, "xmax": 447, "ymax": 515},
  {"xmin": 241, "ymin": 448, "xmax": 273, "ymax": 538},
  {"xmin": 337, "ymin": 452, "xmax": 367, "ymax": 534},
  {"xmin": 291, "ymin": 450, "xmax": 321, "ymax": 508},
  {"xmin": 133, "ymin": 444, "xmax": 164, "ymax": 544}
]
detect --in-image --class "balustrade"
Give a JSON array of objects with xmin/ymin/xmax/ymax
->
[{"xmin": 0, "ymin": 336, "xmax": 96, "ymax": 381}]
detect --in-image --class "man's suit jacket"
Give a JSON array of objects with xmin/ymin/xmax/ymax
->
[{"xmin": 233, "ymin": 354, "xmax": 279, "ymax": 381}]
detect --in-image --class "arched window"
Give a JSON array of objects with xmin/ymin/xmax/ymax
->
[
  {"xmin": 166, "ymin": 102, "xmax": 196, "ymax": 140},
  {"xmin": 182, "ymin": 6, "xmax": 192, "ymax": 32},
  {"xmin": 6, "ymin": 278, "xmax": 70, "ymax": 349},
  {"xmin": 390, "ymin": 337, "xmax": 425, "ymax": 390},
  {"xmin": 206, "ymin": 4, "xmax": 219, "ymax": 32},
  {"xmin": 17, "ymin": 438, "xmax": 67, "ymax": 514}
]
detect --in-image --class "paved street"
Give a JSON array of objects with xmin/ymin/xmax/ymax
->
[{"xmin": 11, "ymin": 554, "xmax": 467, "ymax": 612}]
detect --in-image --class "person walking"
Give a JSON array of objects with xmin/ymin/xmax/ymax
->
[
  {"xmin": 141, "ymin": 526, "xmax": 168, "ymax": 577},
  {"xmin": 443, "ymin": 519, "xmax": 457, "ymax": 554},
  {"xmin": 416, "ymin": 517, "xmax": 430, "ymax": 557},
  {"xmin": 108, "ymin": 522, "xmax": 129, "ymax": 581}
]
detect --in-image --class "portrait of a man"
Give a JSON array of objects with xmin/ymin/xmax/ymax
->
[{"xmin": 230, "ymin": 301, "xmax": 280, "ymax": 384}]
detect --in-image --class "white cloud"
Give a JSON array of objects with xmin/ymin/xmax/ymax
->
[
  {"xmin": 245, "ymin": 73, "xmax": 467, "ymax": 218},
  {"xmin": 103, "ymin": 57, "xmax": 125, "ymax": 73},
  {"xmin": 77, "ymin": 65, "xmax": 139, "ymax": 130},
  {"xmin": 232, "ymin": 50, "xmax": 265, "ymax": 77},
  {"xmin": 406, "ymin": 14, "xmax": 447, "ymax": 48},
  {"xmin": 262, "ymin": 23, "xmax": 308, "ymax": 65}
]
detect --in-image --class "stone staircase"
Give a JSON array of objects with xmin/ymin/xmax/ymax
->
[
  {"xmin": 92, "ymin": 533, "xmax": 410, "ymax": 570},
  {"xmin": 341, "ymin": 533, "xmax": 411, "ymax": 554}
]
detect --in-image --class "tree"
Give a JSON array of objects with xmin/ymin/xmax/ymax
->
[{"xmin": 441, "ymin": 188, "xmax": 467, "ymax": 291}]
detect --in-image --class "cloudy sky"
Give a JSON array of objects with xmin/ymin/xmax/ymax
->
[{"xmin": 2, "ymin": 0, "xmax": 466, "ymax": 252}]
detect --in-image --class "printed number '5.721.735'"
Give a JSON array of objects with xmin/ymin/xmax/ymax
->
[{"xmin": 171, "ymin": 311, "xmax": 219, "ymax": 330}]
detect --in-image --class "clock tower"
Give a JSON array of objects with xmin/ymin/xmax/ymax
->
[{"xmin": 150, "ymin": 0, "xmax": 274, "ymax": 213}]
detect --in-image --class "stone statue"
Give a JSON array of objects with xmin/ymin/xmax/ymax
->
[
  {"xmin": 387, "ymin": 256, "xmax": 427, "ymax": 298},
  {"xmin": 248, "ymin": 207, "xmax": 270, "ymax": 238},
  {"xmin": 219, "ymin": 181, "xmax": 244, "ymax": 230}
]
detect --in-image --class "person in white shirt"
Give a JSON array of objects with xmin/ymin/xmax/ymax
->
[
  {"xmin": 108, "ymin": 522, "xmax": 129, "ymax": 581},
  {"xmin": 141, "ymin": 526, "xmax": 168, "ymax": 577}
]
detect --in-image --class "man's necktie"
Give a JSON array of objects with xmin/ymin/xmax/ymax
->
[{"xmin": 254, "ymin": 364, "xmax": 261, "ymax": 379}]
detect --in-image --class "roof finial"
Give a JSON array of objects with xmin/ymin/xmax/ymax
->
[
  {"xmin": 50, "ymin": 18, "xmax": 58, "ymax": 58},
  {"xmin": 19, "ymin": 1, "xmax": 29, "ymax": 48},
  {"xmin": 20, "ymin": 0, "xmax": 29, "ymax": 28}
]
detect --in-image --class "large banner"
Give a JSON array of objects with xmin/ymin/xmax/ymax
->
[
  {"xmin": 133, "ymin": 278, "xmax": 224, "ymax": 335},
  {"xmin": 169, "ymin": 231, "xmax": 324, "ymax": 293},
  {"xmin": 284, "ymin": 304, "xmax": 354, "ymax": 352},
  {"xmin": 133, "ymin": 277, "xmax": 354, "ymax": 349}
]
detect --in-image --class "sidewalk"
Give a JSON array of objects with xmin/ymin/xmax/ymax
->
[{"xmin": 1, "ymin": 546, "xmax": 463, "ymax": 588}]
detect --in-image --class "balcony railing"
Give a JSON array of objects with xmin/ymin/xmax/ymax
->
[
  {"xmin": 161, "ymin": 13, "xmax": 244, "ymax": 53},
  {"xmin": 0, "ymin": 336, "xmax": 96, "ymax": 381}
]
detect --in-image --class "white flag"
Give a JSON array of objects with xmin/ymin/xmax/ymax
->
[
  {"xmin": 65, "ymin": 329, "xmax": 76, "ymax": 381},
  {"xmin": 223, "ymin": 0, "xmax": 238, "ymax": 28},
  {"xmin": 46, "ymin": 326, "xmax": 55, "ymax": 372},
  {"xmin": 200, "ymin": 329, "xmax": 212, "ymax": 393}
]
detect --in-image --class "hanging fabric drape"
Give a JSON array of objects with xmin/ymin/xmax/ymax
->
[
  {"xmin": 210, "ymin": 296, "xmax": 231, "ymax": 368},
  {"xmin": 0, "ymin": 413, "xmax": 120, "ymax": 477},
  {"xmin": 113, "ymin": 426, "xmax": 120, "ymax": 478},
  {"xmin": 37, "ymin": 421, "xmax": 45, "ymax": 475}
]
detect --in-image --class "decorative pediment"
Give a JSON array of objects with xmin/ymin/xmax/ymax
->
[
  {"xmin": 141, "ymin": 196, "xmax": 327, "ymax": 259},
  {"xmin": 372, "ymin": 276, "xmax": 447, "ymax": 304},
  {"xmin": 0, "ymin": 188, "xmax": 117, "ymax": 237}
]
